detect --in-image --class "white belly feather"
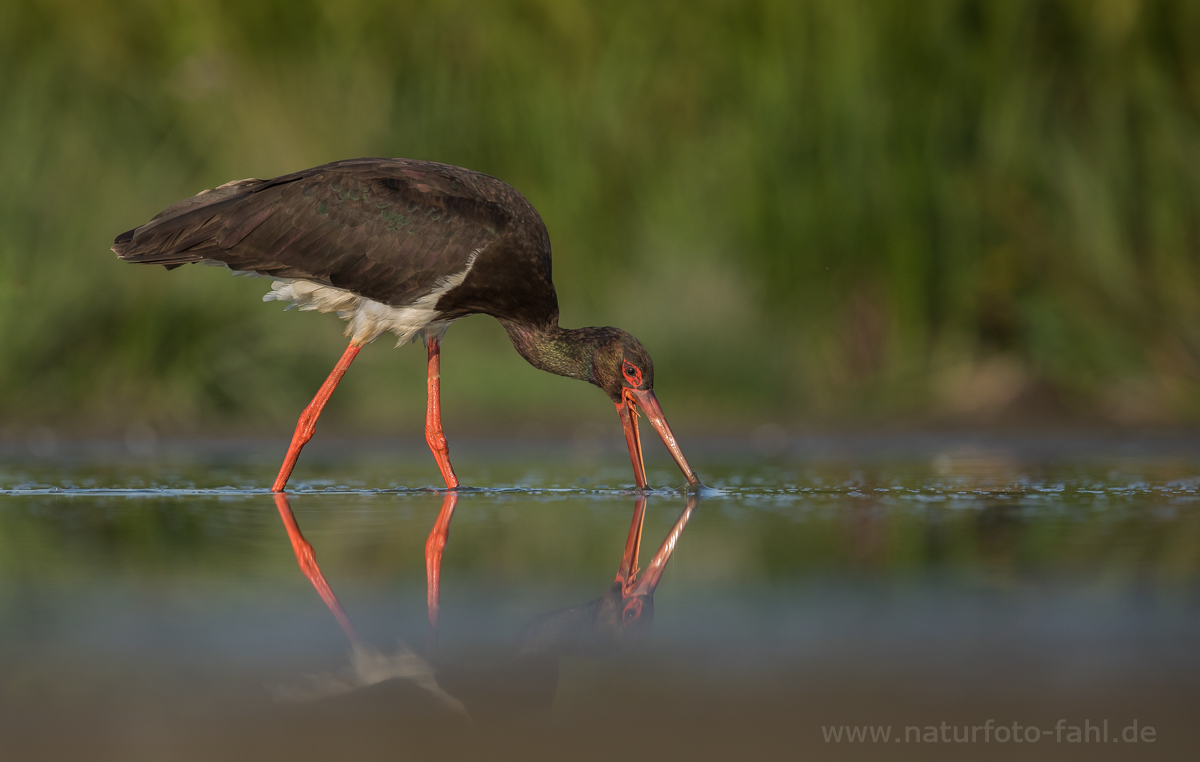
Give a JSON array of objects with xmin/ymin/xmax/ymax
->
[{"xmin": 258, "ymin": 249, "xmax": 480, "ymax": 346}]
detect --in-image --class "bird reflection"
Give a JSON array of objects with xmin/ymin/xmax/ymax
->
[
  {"xmin": 498, "ymin": 493, "xmax": 695, "ymax": 660},
  {"xmin": 270, "ymin": 491, "xmax": 697, "ymax": 719}
]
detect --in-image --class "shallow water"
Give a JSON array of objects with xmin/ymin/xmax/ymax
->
[{"xmin": 2, "ymin": 433, "xmax": 1199, "ymax": 760}]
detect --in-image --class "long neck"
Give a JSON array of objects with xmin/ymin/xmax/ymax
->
[{"xmin": 501, "ymin": 320, "xmax": 598, "ymax": 385}]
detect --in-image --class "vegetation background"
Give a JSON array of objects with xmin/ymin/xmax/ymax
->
[{"xmin": 4, "ymin": 0, "xmax": 1200, "ymax": 440}]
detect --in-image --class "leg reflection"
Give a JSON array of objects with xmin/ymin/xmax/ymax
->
[
  {"xmin": 424, "ymin": 490, "xmax": 460, "ymax": 635},
  {"xmin": 270, "ymin": 492, "xmax": 466, "ymax": 714},
  {"xmin": 273, "ymin": 493, "xmax": 359, "ymax": 643}
]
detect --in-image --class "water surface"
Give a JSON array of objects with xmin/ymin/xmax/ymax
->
[{"xmin": 1, "ymin": 434, "xmax": 1198, "ymax": 760}]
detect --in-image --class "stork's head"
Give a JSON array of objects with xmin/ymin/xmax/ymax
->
[{"xmin": 591, "ymin": 330, "xmax": 700, "ymax": 491}]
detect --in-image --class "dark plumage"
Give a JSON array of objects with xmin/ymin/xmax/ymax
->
[
  {"xmin": 112, "ymin": 157, "xmax": 700, "ymax": 491},
  {"xmin": 114, "ymin": 158, "xmax": 552, "ymax": 322}
]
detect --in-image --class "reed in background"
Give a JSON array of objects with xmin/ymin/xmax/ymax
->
[{"xmin": 3, "ymin": 0, "xmax": 1199, "ymax": 435}]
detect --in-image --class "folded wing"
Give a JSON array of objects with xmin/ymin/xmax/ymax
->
[{"xmin": 113, "ymin": 159, "xmax": 511, "ymax": 307}]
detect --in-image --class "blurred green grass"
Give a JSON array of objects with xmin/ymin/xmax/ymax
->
[{"xmin": 4, "ymin": 0, "xmax": 1200, "ymax": 437}]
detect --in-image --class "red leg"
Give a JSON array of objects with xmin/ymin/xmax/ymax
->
[
  {"xmin": 271, "ymin": 342, "xmax": 362, "ymax": 493},
  {"xmin": 424, "ymin": 335, "xmax": 459, "ymax": 489},
  {"xmin": 425, "ymin": 491, "xmax": 459, "ymax": 633},
  {"xmin": 274, "ymin": 493, "xmax": 358, "ymax": 643}
]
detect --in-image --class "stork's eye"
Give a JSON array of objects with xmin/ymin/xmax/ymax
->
[
  {"xmin": 622, "ymin": 361, "xmax": 643, "ymax": 388},
  {"xmin": 622, "ymin": 598, "xmax": 643, "ymax": 622}
]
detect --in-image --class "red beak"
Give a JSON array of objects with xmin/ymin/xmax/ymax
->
[{"xmin": 616, "ymin": 388, "xmax": 701, "ymax": 490}]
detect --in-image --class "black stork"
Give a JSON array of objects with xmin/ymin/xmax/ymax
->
[{"xmin": 111, "ymin": 158, "xmax": 701, "ymax": 492}]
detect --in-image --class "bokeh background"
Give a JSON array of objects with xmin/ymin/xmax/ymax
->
[{"xmin": 4, "ymin": 0, "xmax": 1200, "ymax": 440}]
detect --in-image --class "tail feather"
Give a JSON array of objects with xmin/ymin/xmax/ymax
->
[
  {"xmin": 111, "ymin": 177, "xmax": 272, "ymax": 267},
  {"xmin": 111, "ymin": 228, "xmax": 135, "ymax": 256}
]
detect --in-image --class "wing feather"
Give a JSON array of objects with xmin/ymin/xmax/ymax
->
[{"xmin": 113, "ymin": 159, "xmax": 512, "ymax": 306}]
